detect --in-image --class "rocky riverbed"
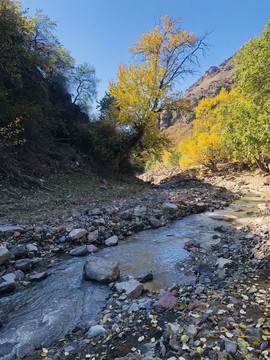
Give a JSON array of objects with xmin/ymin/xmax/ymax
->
[{"xmin": 0, "ymin": 175, "xmax": 270, "ymax": 359}]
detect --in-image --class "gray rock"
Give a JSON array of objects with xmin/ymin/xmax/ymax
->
[
  {"xmin": 93, "ymin": 218, "xmax": 105, "ymax": 226},
  {"xmin": 162, "ymin": 202, "xmax": 178, "ymax": 214},
  {"xmin": 86, "ymin": 244, "xmax": 98, "ymax": 253},
  {"xmin": 195, "ymin": 262, "xmax": 213, "ymax": 274},
  {"xmin": 128, "ymin": 302, "xmax": 139, "ymax": 312},
  {"xmin": 10, "ymin": 245, "xmax": 27, "ymax": 259},
  {"xmin": 69, "ymin": 229, "xmax": 88, "ymax": 240},
  {"xmin": 26, "ymin": 244, "xmax": 38, "ymax": 253},
  {"xmin": 115, "ymin": 279, "xmax": 143, "ymax": 299},
  {"xmin": 89, "ymin": 208, "xmax": 102, "ymax": 216},
  {"xmin": 178, "ymin": 275, "xmax": 197, "ymax": 287},
  {"xmin": 2, "ymin": 273, "xmax": 16, "ymax": 283},
  {"xmin": 0, "ymin": 342, "xmax": 14, "ymax": 357},
  {"xmin": 137, "ymin": 272, "xmax": 153, "ymax": 283},
  {"xmin": 87, "ymin": 325, "xmax": 107, "ymax": 338},
  {"xmin": 184, "ymin": 239, "xmax": 200, "ymax": 250},
  {"xmin": 0, "ymin": 225, "xmax": 24, "ymax": 234},
  {"xmin": 134, "ymin": 205, "xmax": 147, "ymax": 217},
  {"xmin": 16, "ymin": 345, "xmax": 35, "ymax": 359},
  {"xmin": 216, "ymin": 258, "xmax": 233, "ymax": 269},
  {"xmin": 224, "ymin": 340, "xmax": 237, "ymax": 353},
  {"xmin": 84, "ymin": 257, "xmax": 120, "ymax": 283},
  {"xmin": 105, "ymin": 235, "xmax": 118, "ymax": 246},
  {"xmin": 187, "ymin": 325, "xmax": 197, "ymax": 339},
  {"xmin": 87, "ymin": 230, "xmax": 99, "ymax": 243},
  {"xmin": 14, "ymin": 258, "xmax": 32, "ymax": 271},
  {"xmin": 0, "ymin": 246, "xmax": 11, "ymax": 266},
  {"xmin": 148, "ymin": 217, "xmax": 162, "ymax": 228},
  {"xmin": 138, "ymin": 298, "xmax": 152, "ymax": 310},
  {"xmin": 71, "ymin": 245, "xmax": 88, "ymax": 256},
  {"xmin": 119, "ymin": 210, "xmax": 131, "ymax": 220},
  {"xmin": 0, "ymin": 280, "xmax": 16, "ymax": 294}
]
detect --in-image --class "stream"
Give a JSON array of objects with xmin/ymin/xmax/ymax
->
[{"xmin": 0, "ymin": 192, "xmax": 266, "ymax": 359}]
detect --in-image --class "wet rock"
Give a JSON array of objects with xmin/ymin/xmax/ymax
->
[
  {"xmin": 178, "ymin": 275, "xmax": 197, "ymax": 287},
  {"xmin": 14, "ymin": 258, "xmax": 32, "ymax": 271},
  {"xmin": 153, "ymin": 290, "xmax": 178, "ymax": 313},
  {"xmin": 87, "ymin": 325, "xmax": 107, "ymax": 338},
  {"xmin": 162, "ymin": 202, "xmax": 178, "ymax": 214},
  {"xmin": 184, "ymin": 239, "xmax": 200, "ymax": 250},
  {"xmin": 16, "ymin": 345, "xmax": 35, "ymax": 359},
  {"xmin": 71, "ymin": 245, "xmax": 88, "ymax": 256},
  {"xmin": 0, "ymin": 246, "xmax": 11, "ymax": 266},
  {"xmin": 115, "ymin": 279, "xmax": 143, "ymax": 299},
  {"xmin": 87, "ymin": 230, "xmax": 99, "ymax": 243},
  {"xmin": 83, "ymin": 257, "xmax": 120, "ymax": 283},
  {"xmin": 10, "ymin": 245, "xmax": 27, "ymax": 259},
  {"xmin": 0, "ymin": 343, "xmax": 14, "ymax": 357},
  {"xmin": 0, "ymin": 280, "xmax": 16, "ymax": 294},
  {"xmin": 69, "ymin": 229, "xmax": 88, "ymax": 240},
  {"xmin": 209, "ymin": 214, "xmax": 238, "ymax": 222},
  {"xmin": 137, "ymin": 272, "xmax": 153, "ymax": 283},
  {"xmin": 28, "ymin": 271, "xmax": 48, "ymax": 281},
  {"xmin": 105, "ymin": 235, "xmax": 118, "ymax": 246}
]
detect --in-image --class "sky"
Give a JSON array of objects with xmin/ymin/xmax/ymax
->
[{"xmin": 20, "ymin": 0, "xmax": 269, "ymax": 109}]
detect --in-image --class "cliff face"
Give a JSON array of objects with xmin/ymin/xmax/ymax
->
[{"xmin": 160, "ymin": 57, "xmax": 236, "ymax": 134}]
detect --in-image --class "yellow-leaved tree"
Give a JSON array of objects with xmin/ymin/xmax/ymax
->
[
  {"xmin": 109, "ymin": 15, "xmax": 206, "ymax": 165},
  {"xmin": 179, "ymin": 88, "xmax": 237, "ymax": 172}
]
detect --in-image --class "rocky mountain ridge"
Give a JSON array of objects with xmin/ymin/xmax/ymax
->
[{"xmin": 160, "ymin": 56, "xmax": 236, "ymax": 135}]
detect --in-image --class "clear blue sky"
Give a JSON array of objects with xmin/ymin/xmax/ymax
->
[{"xmin": 21, "ymin": 0, "xmax": 269, "ymax": 108}]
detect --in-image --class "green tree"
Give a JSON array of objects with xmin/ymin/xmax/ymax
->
[
  {"xmin": 220, "ymin": 20, "xmax": 270, "ymax": 172},
  {"xmin": 109, "ymin": 15, "xmax": 206, "ymax": 161}
]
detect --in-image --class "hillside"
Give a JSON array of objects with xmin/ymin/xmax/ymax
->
[{"xmin": 160, "ymin": 57, "xmax": 236, "ymax": 139}]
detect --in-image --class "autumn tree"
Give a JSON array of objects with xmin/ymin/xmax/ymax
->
[
  {"xmin": 109, "ymin": 15, "xmax": 206, "ymax": 162},
  {"xmin": 219, "ymin": 20, "xmax": 270, "ymax": 172},
  {"xmin": 179, "ymin": 88, "xmax": 235, "ymax": 171}
]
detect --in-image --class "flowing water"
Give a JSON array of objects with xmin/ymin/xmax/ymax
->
[{"xmin": 0, "ymin": 192, "xmax": 267, "ymax": 359}]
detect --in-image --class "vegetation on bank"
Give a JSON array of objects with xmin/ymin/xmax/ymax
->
[
  {"xmin": 1, "ymin": 0, "xmax": 269, "ymax": 183},
  {"xmin": 152, "ymin": 19, "xmax": 270, "ymax": 173}
]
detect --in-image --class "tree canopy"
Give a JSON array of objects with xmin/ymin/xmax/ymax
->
[{"xmin": 109, "ymin": 15, "xmax": 206, "ymax": 159}]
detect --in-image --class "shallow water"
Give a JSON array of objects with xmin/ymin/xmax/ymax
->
[{"xmin": 0, "ymin": 192, "xmax": 266, "ymax": 359}]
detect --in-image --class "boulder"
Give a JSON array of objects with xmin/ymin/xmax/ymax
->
[
  {"xmin": 209, "ymin": 214, "xmax": 238, "ymax": 222},
  {"xmin": 0, "ymin": 246, "xmax": 11, "ymax": 266},
  {"xmin": 28, "ymin": 271, "xmax": 48, "ymax": 281},
  {"xmin": 69, "ymin": 229, "xmax": 88, "ymax": 240},
  {"xmin": 105, "ymin": 235, "xmax": 118, "ymax": 246},
  {"xmin": 148, "ymin": 217, "xmax": 162, "ymax": 228},
  {"xmin": 119, "ymin": 210, "xmax": 131, "ymax": 220},
  {"xmin": 162, "ymin": 202, "xmax": 178, "ymax": 214},
  {"xmin": 83, "ymin": 257, "xmax": 120, "ymax": 283},
  {"xmin": 115, "ymin": 279, "xmax": 144, "ymax": 299}
]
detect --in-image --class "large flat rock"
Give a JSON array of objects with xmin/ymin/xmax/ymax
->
[{"xmin": 83, "ymin": 257, "xmax": 120, "ymax": 283}]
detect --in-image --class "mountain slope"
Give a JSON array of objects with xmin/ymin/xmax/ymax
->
[{"xmin": 160, "ymin": 57, "xmax": 236, "ymax": 138}]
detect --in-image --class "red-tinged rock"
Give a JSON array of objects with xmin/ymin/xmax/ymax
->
[
  {"xmin": 188, "ymin": 299, "xmax": 202, "ymax": 310},
  {"xmin": 87, "ymin": 230, "xmax": 99, "ymax": 243},
  {"xmin": 153, "ymin": 290, "xmax": 178, "ymax": 313},
  {"xmin": 29, "ymin": 271, "xmax": 48, "ymax": 281},
  {"xmin": 209, "ymin": 214, "xmax": 238, "ymax": 222}
]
